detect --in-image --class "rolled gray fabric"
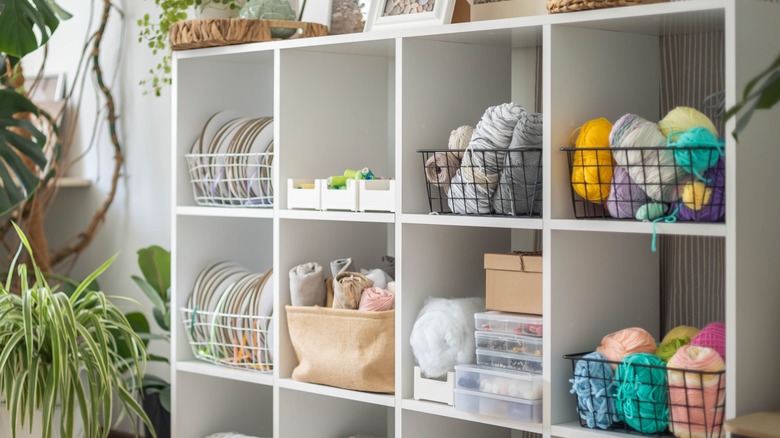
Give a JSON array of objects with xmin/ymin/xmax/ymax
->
[
  {"xmin": 289, "ymin": 262, "xmax": 326, "ymax": 307},
  {"xmin": 361, "ymin": 268, "xmax": 393, "ymax": 289},
  {"xmin": 492, "ymin": 111, "xmax": 543, "ymax": 216},
  {"xmin": 330, "ymin": 257, "xmax": 353, "ymax": 278}
]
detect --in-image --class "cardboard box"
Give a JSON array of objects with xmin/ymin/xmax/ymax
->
[
  {"xmin": 484, "ymin": 252, "xmax": 542, "ymax": 315},
  {"xmin": 467, "ymin": 0, "xmax": 547, "ymax": 22}
]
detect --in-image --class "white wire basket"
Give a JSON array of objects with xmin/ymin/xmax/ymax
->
[
  {"xmin": 186, "ymin": 152, "xmax": 274, "ymax": 207},
  {"xmin": 181, "ymin": 307, "xmax": 273, "ymax": 372}
]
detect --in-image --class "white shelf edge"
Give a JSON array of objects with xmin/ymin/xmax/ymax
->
[
  {"xmin": 56, "ymin": 177, "xmax": 91, "ymax": 188},
  {"xmin": 278, "ymin": 209, "xmax": 395, "ymax": 223},
  {"xmin": 401, "ymin": 399, "xmax": 544, "ymax": 434},
  {"xmin": 176, "ymin": 360, "xmax": 274, "ymax": 386},
  {"xmin": 550, "ymin": 219, "xmax": 726, "ymax": 237},
  {"xmin": 277, "ymin": 377, "xmax": 395, "ymax": 407},
  {"xmin": 401, "ymin": 213, "xmax": 543, "ymax": 230},
  {"xmin": 176, "ymin": 205, "xmax": 274, "ymax": 219},
  {"xmin": 551, "ymin": 422, "xmax": 642, "ymax": 438}
]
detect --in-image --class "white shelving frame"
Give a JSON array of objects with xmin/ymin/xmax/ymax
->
[{"xmin": 170, "ymin": 1, "xmax": 780, "ymax": 437}]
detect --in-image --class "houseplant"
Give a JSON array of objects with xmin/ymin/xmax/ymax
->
[
  {"xmin": 725, "ymin": 52, "xmax": 780, "ymax": 139},
  {"xmin": 0, "ymin": 223, "xmax": 153, "ymax": 438}
]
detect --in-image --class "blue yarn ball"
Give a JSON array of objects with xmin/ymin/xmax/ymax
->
[
  {"xmin": 667, "ymin": 127, "xmax": 724, "ymax": 182},
  {"xmin": 570, "ymin": 352, "xmax": 620, "ymax": 430}
]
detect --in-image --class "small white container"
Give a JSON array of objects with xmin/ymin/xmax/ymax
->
[
  {"xmin": 287, "ymin": 178, "xmax": 322, "ymax": 210},
  {"xmin": 454, "ymin": 388, "xmax": 542, "ymax": 423},
  {"xmin": 475, "ymin": 311, "xmax": 543, "ymax": 337},
  {"xmin": 321, "ymin": 178, "xmax": 359, "ymax": 211},
  {"xmin": 358, "ymin": 179, "xmax": 396, "ymax": 212},
  {"xmin": 475, "ymin": 331, "xmax": 543, "ymax": 357},
  {"xmin": 455, "ymin": 364, "xmax": 542, "ymax": 400},
  {"xmin": 476, "ymin": 349, "xmax": 543, "ymax": 374},
  {"xmin": 413, "ymin": 366, "xmax": 454, "ymax": 405}
]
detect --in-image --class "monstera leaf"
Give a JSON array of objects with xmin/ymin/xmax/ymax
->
[
  {"xmin": 0, "ymin": 89, "xmax": 48, "ymax": 214},
  {"xmin": 0, "ymin": 0, "xmax": 72, "ymax": 59}
]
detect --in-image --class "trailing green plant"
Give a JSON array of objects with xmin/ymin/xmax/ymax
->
[
  {"xmin": 0, "ymin": 223, "xmax": 154, "ymax": 438},
  {"xmin": 725, "ymin": 52, "xmax": 780, "ymax": 140}
]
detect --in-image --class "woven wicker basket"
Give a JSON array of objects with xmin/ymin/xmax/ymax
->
[
  {"xmin": 547, "ymin": 0, "xmax": 667, "ymax": 13},
  {"xmin": 169, "ymin": 18, "xmax": 328, "ymax": 50}
]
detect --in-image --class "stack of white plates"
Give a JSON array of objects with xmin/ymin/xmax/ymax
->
[
  {"xmin": 187, "ymin": 110, "xmax": 274, "ymax": 207},
  {"xmin": 183, "ymin": 261, "xmax": 274, "ymax": 371}
]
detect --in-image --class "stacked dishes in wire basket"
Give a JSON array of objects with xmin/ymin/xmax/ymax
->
[
  {"xmin": 186, "ymin": 110, "xmax": 274, "ymax": 207},
  {"xmin": 182, "ymin": 262, "xmax": 274, "ymax": 372}
]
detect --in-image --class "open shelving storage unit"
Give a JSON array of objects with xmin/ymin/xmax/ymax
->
[{"xmin": 170, "ymin": 1, "xmax": 780, "ymax": 437}]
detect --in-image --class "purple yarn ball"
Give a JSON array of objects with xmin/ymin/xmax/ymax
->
[
  {"xmin": 606, "ymin": 166, "xmax": 650, "ymax": 218},
  {"xmin": 677, "ymin": 158, "xmax": 725, "ymax": 222}
]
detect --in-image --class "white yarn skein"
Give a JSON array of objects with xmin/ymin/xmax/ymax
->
[{"xmin": 448, "ymin": 125, "xmax": 474, "ymax": 150}]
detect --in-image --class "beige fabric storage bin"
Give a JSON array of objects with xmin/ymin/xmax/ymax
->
[{"xmin": 286, "ymin": 305, "xmax": 395, "ymax": 393}]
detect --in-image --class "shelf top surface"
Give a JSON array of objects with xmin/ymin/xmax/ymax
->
[{"xmin": 174, "ymin": 0, "xmax": 728, "ymax": 60}]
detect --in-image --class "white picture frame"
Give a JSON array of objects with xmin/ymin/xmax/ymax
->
[{"xmin": 364, "ymin": 0, "xmax": 456, "ymax": 32}]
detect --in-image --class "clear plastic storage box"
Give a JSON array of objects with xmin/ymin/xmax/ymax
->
[
  {"xmin": 475, "ymin": 331, "xmax": 543, "ymax": 356},
  {"xmin": 476, "ymin": 349, "xmax": 543, "ymax": 374},
  {"xmin": 455, "ymin": 364, "xmax": 542, "ymax": 400},
  {"xmin": 454, "ymin": 388, "xmax": 542, "ymax": 423},
  {"xmin": 475, "ymin": 311, "xmax": 543, "ymax": 337}
]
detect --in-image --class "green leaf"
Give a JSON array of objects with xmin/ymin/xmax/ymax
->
[
  {"xmin": 152, "ymin": 306, "xmax": 168, "ymax": 332},
  {"xmin": 159, "ymin": 385, "xmax": 171, "ymax": 412},
  {"xmin": 137, "ymin": 245, "xmax": 170, "ymax": 302},
  {"xmin": 132, "ymin": 275, "xmax": 166, "ymax": 315},
  {"xmin": 756, "ymin": 70, "xmax": 780, "ymax": 110},
  {"xmin": 0, "ymin": 0, "xmax": 71, "ymax": 58}
]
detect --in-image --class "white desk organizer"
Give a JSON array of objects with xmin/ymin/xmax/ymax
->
[
  {"xmin": 321, "ymin": 178, "xmax": 359, "ymax": 211},
  {"xmin": 413, "ymin": 366, "xmax": 455, "ymax": 406},
  {"xmin": 358, "ymin": 179, "xmax": 396, "ymax": 212},
  {"xmin": 287, "ymin": 179, "xmax": 322, "ymax": 210}
]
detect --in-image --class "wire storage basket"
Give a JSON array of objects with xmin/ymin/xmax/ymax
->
[
  {"xmin": 418, "ymin": 148, "xmax": 543, "ymax": 217},
  {"xmin": 561, "ymin": 147, "xmax": 725, "ymax": 222},
  {"xmin": 564, "ymin": 352, "xmax": 726, "ymax": 437},
  {"xmin": 181, "ymin": 307, "xmax": 273, "ymax": 372},
  {"xmin": 186, "ymin": 152, "xmax": 274, "ymax": 207}
]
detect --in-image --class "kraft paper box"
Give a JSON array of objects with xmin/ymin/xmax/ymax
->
[{"xmin": 484, "ymin": 252, "xmax": 542, "ymax": 315}]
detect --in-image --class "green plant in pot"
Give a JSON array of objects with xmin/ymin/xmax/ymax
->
[
  {"xmin": 239, "ymin": 0, "xmax": 308, "ymax": 38},
  {"xmin": 0, "ymin": 224, "xmax": 153, "ymax": 438}
]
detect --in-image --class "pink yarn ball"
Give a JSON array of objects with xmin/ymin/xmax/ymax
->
[
  {"xmin": 667, "ymin": 345, "xmax": 726, "ymax": 438},
  {"xmin": 596, "ymin": 327, "xmax": 657, "ymax": 369},
  {"xmin": 690, "ymin": 322, "xmax": 726, "ymax": 361}
]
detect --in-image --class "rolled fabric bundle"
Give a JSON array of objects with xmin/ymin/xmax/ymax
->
[
  {"xmin": 569, "ymin": 351, "xmax": 620, "ymax": 430},
  {"xmin": 409, "ymin": 297, "xmax": 485, "ymax": 378},
  {"xmin": 288, "ymin": 262, "xmax": 326, "ymax": 307},
  {"xmin": 449, "ymin": 103, "xmax": 525, "ymax": 214},
  {"xmin": 380, "ymin": 255, "xmax": 395, "ymax": 279},
  {"xmin": 667, "ymin": 345, "xmax": 726, "ymax": 438},
  {"xmin": 359, "ymin": 287, "xmax": 395, "ymax": 311},
  {"xmin": 606, "ymin": 166, "xmax": 651, "ymax": 219},
  {"xmin": 360, "ymin": 268, "xmax": 393, "ymax": 289},
  {"xmin": 386, "ymin": 281, "xmax": 396, "ymax": 295},
  {"xmin": 424, "ymin": 151, "xmax": 462, "ymax": 187},
  {"xmin": 596, "ymin": 327, "xmax": 657, "ymax": 369},
  {"xmin": 677, "ymin": 158, "xmax": 725, "ymax": 222},
  {"xmin": 611, "ymin": 115, "xmax": 691, "ymax": 202},
  {"xmin": 492, "ymin": 111, "xmax": 543, "ymax": 215},
  {"xmin": 332, "ymin": 271, "xmax": 373, "ymax": 310}
]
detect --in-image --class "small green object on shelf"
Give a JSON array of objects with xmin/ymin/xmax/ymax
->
[{"xmin": 240, "ymin": 0, "xmax": 298, "ymax": 38}]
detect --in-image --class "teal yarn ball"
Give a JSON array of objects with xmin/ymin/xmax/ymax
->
[
  {"xmin": 667, "ymin": 127, "xmax": 724, "ymax": 182},
  {"xmin": 615, "ymin": 353, "xmax": 669, "ymax": 434},
  {"xmin": 636, "ymin": 202, "xmax": 667, "ymax": 221}
]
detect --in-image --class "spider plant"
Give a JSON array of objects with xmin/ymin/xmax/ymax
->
[{"xmin": 0, "ymin": 223, "xmax": 153, "ymax": 438}]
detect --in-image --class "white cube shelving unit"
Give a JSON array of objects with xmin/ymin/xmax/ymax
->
[{"xmin": 170, "ymin": 1, "xmax": 780, "ymax": 437}]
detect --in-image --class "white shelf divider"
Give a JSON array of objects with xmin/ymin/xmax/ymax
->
[
  {"xmin": 551, "ymin": 422, "xmax": 646, "ymax": 438},
  {"xmin": 401, "ymin": 213, "xmax": 543, "ymax": 230},
  {"xmin": 176, "ymin": 360, "xmax": 274, "ymax": 386},
  {"xmin": 277, "ymin": 377, "xmax": 396, "ymax": 408},
  {"xmin": 402, "ymin": 399, "xmax": 544, "ymax": 435},
  {"xmin": 550, "ymin": 219, "xmax": 726, "ymax": 237},
  {"xmin": 176, "ymin": 205, "xmax": 274, "ymax": 219},
  {"xmin": 278, "ymin": 208, "xmax": 395, "ymax": 223}
]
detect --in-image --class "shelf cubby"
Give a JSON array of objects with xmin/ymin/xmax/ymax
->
[
  {"xmin": 401, "ymin": 408, "xmax": 517, "ymax": 438},
  {"xmin": 278, "ymin": 388, "xmax": 392, "ymax": 437}
]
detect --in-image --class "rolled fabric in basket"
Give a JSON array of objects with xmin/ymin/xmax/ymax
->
[
  {"xmin": 360, "ymin": 268, "xmax": 393, "ymax": 289},
  {"xmin": 424, "ymin": 152, "xmax": 462, "ymax": 187},
  {"xmin": 492, "ymin": 111, "xmax": 543, "ymax": 215},
  {"xmin": 359, "ymin": 287, "xmax": 395, "ymax": 311},
  {"xmin": 667, "ymin": 345, "xmax": 726, "ymax": 438},
  {"xmin": 288, "ymin": 262, "xmax": 326, "ymax": 307},
  {"xmin": 332, "ymin": 271, "xmax": 373, "ymax": 310}
]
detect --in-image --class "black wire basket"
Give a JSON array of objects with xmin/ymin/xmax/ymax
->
[
  {"xmin": 561, "ymin": 147, "xmax": 725, "ymax": 222},
  {"xmin": 564, "ymin": 352, "xmax": 726, "ymax": 437},
  {"xmin": 418, "ymin": 148, "xmax": 543, "ymax": 217}
]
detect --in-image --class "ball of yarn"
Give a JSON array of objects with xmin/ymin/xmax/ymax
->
[
  {"xmin": 409, "ymin": 297, "xmax": 485, "ymax": 378},
  {"xmin": 660, "ymin": 106, "xmax": 718, "ymax": 142},
  {"xmin": 569, "ymin": 352, "xmax": 620, "ymax": 430},
  {"xmin": 570, "ymin": 117, "xmax": 613, "ymax": 202},
  {"xmin": 611, "ymin": 115, "xmax": 690, "ymax": 203},
  {"xmin": 667, "ymin": 127, "xmax": 723, "ymax": 182},
  {"xmin": 636, "ymin": 203, "xmax": 668, "ymax": 221},
  {"xmin": 492, "ymin": 111, "xmax": 543, "ymax": 216},
  {"xmin": 667, "ymin": 345, "xmax": 726, "ymax": 438},
  {"xmin": 615, "ymin": 353, "xmax": 669, "ymax": 434},
  {"xmin": 677, "ymin": 158, "xmax": 725, "ymax": 222},
  {"xmin": 662, "ymin": 325, "xmax": 700, "ymax": 345},
  {"xmin": 656, "ymin": 336, "xmax": 691, "ymax": 362},
  {"xmin": 682, "ymin": 181, "xmax": 712, "ymax": 211},
  {"xmin": 597, "ymin": 327, "xmax": 657, "ymax": 369},
  {"xmin": 606, "ymin": 166, "xmax": 650, "ymax": 219},
  {"xmin": 448, "ymin": 125, "xmax": 474, "ymax": 150},
  {"xmin": 690, "ymin": 322, "xmax": 726, "ymax": 361}
]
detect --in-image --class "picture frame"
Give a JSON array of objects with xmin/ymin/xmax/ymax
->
[{"xmin": 365, "ymin": 0, "xmax": 456, "ymax": 32}]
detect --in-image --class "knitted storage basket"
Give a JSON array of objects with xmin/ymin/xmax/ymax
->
[
  {"xmin": 169, "ymin": 18, "xmax": 328, "ymax": 50},
  {"xmin": 547, "ymin": 0, "xmax": 668, "ymax": 14}
]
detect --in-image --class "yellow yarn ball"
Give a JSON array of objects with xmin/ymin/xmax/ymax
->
[
  {"xmin": 661, "ymin": 325, "xmax": 700, "ymax": 345},
  {"xmin": 682, "ymin": 181, "xmax": 713, "ymax": 211},
  {"xmin": 659, "ymin": 107, "xmax": 718, "ymax": 142},
  {"xmin": 571, "ymin": 118, "xmax": 613, "ymax": 202}
]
